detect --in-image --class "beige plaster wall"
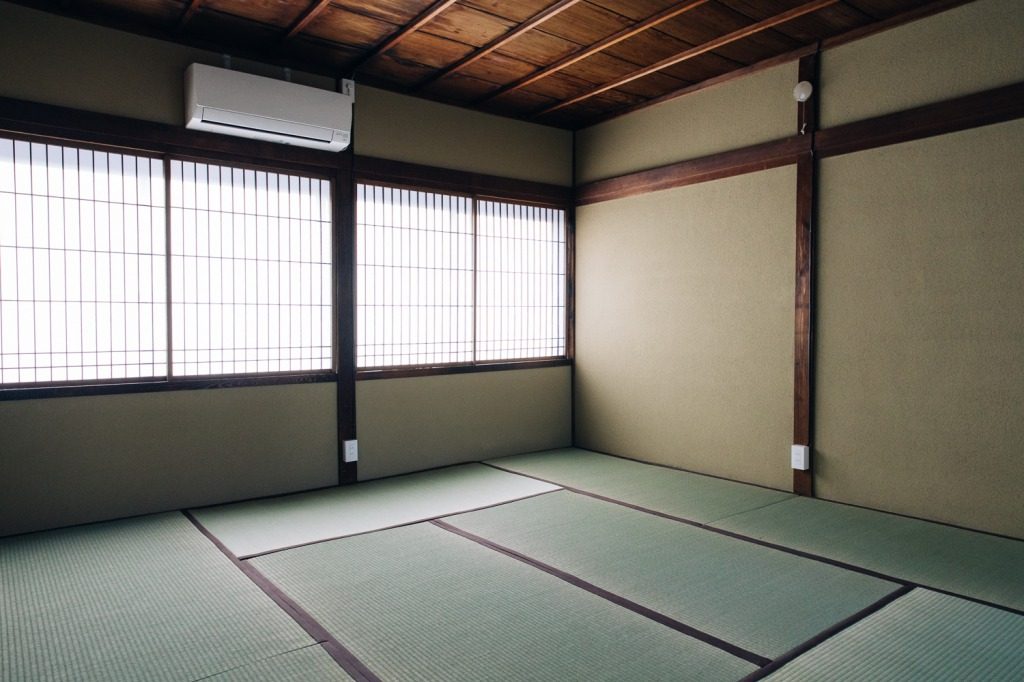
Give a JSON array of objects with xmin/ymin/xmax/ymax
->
[
  {"xmin": 575, "ymin": 62, "xmax": 796, "ymax": 184},
  {"xmin": 356, "ymin": 366, "xmax": 572, "ymax": 480},
  {"xmin": 574, "ymin": 168, "xmax": 795, "ymax": 490},
  {"xmin": 816, "ymin": 119, "xmax": 1024, "ymax": 538},
  {"xmin": 821, "ymin": 0, "xmax": 1024, "ymax": 127}
]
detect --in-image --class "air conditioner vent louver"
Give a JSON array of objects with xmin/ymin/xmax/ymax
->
[{"xmin": 185, "ymin": 64, "xmax": 353, "ymax": 152}]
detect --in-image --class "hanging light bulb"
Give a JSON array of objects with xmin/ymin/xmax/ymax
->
[{"xmin": 793, "ymin": 80, "xmax": 814, "ymax": 102}]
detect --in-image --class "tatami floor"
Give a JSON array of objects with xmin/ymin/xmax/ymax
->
[{"xmin": 3, "ymin": 448, "xmax": 1023, "ymax": 681}]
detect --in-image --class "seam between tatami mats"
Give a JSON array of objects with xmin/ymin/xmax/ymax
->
[
  {"xmin": 480, "ymin": 462, "xmax": 1024, "ymax": 617},
  {"xmin": 738, "ymin": 585, "xmax": 917, "ymax": 682},
  {"xmin": 430, "ymin": 519, "xmax": 771, "ymax": 668},
  {"xmin": 237, "ymin": 487, "xmax": 563, "ymax": 560},
  {"xmin": 188, "ymin": 642, "xmax": 326, "ymax": 682},
  {"xmin": 703, "ymin": 497, "xmax": 796, "ymax": 527},
  {"xmin": 181, "ymin": 511, "xmax": 381, "ymax": 682}
]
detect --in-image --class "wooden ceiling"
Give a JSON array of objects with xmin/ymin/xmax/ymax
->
[{"xmin": 13, "ymin": 0, "xmax": 951, "ymax": 129}]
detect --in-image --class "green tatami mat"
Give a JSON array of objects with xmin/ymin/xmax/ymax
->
[
  {"xmin": 488, "ymin": 448, "xmax": 792, "ymax": 524},
  {"xmin": 711, "ymin": 496, "xmax": 1024, "ymax": 611},
  {"xmin": 204, "ymin": 647, "xmax": 354, "ymax": 682},
  {"xmin": 0, "ymin": 513, "xmax": 315, "ymax": 682},
  {"xmin": 251, "ymin": 523, "xmax": 756, "ymax": 681},
  {"xmin": 445, "ymin": 491, "xmax": 900, "ymax": 659},
  {"xmin": 191, "ymin": 463, "xmax": 559, "ymax": 557},
  {"xmin": 763, "ymin": 589, "xmax": 1024, "ymax": 681}
]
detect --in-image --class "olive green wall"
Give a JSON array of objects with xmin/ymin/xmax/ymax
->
[
  {"xmin": 575, "ymin": 62, "xmax": 795, "ymax": 184},
  {"xmin": 816, "ymin": 120, "xmax": 1024, "ymax": 538},
  {"xmin": 356, "ymin": 367, "xmax": 572, "ymax": 480},
  {"xmin": 821, "ymin": 0, "xmax": 1024, "ymax": 127},
  {"xmin": 0, "ymin": 384, "xmax": 338, "ymax": 536},
  {"xmin": 0, "ymin": 1, "xmax": 573, "ymax": 534},
  {"xmin": 574, "ymin": 168, "xmax": 795, "ymax": 490}
]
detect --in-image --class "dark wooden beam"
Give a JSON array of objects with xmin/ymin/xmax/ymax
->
[
  {"xmin": 335, "ymin": 150, "xmax": 358, "ymax": 485},
  {"xmin": 283, "ymin": 0, "xmax": 332, "ymax": 42},
  {"xmin": 478, "ymin": 0, "xmax": 711, "ymax": 105},
  {"xmin": 574, "ymin": 136, "xmax": 809, "ymax": 205},
  {"xmin": 816, "ymin": 80, "xmax": 1024, "ymax": 158},
  {"xmin": 351, "ymin": 0, "xmax": 460, "ymax": 72},
  {"xmin": 536, "ymin": 0, "xmax": 840, "ymax": 117},
  {"xmin": 415, "ymin": 0, "xmax": 584, "ymax": 91},
  {"xmin": 822, "ymin": 0, "xmax": 977, "ymax": 50},
  {"xmin": 176, "ymin": 0, "xmax": 203, "ymax": 31},
  {"xmin": 792, "ymin": 51, "xmax": 819, "ymax": 497}
]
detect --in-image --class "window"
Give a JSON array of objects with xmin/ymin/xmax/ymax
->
[
  {"xmin": 0, "ymin": 135, "xmax": 333, "ymax": 390},
  {"xmin": 0, "ymin": 139, "xmax": 167, "ymax": 385},
  {"xmin": 169, "ymin": 161, "xmax": 332, "ymax": 376},
  {"xmin": 356, "ymin": 183, "xmax": 566, "ymax": 370}
]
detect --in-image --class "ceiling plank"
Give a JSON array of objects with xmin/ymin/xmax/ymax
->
[
  {"xmin": 352, "ymin": 0, "xmax": 461, "ymax": 71},
  {"xmin": 176, "ymin": 0, "xmax": 203, "ymax": 31},
  {"xmin": 283, "ymin": 0, "xmax": 333, "ymax": 41},
  {"xmin": 478, "ymin": 0, "xmax": 712, "ymax": 104},
  {"xmin": 413, "ymin": 0, "xmax": 584, "ymax": 90},
  {"xmin": 535, "ymin": 0, "xmax": 840, "ymax": 117}
]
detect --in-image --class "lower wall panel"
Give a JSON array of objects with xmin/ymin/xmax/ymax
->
[
  {"xmin": 816, "ymin": 120, "xmax": 1024, "ymax": 539},
  {"xmin": 355, "ymin": 366, "xmax": 572, "ymax": 480},
  {"xmin": 0, "ymin": 383, "xmax": 338, "ymax": 536},
  {"xmin": 574, "ymin": 167, "xmax": 795, "ymax": 490}
]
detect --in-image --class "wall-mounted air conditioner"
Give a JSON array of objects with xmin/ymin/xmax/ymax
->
[{"xmin": 185, "ymin": 64, "xmax": 354, "ymax": 151}]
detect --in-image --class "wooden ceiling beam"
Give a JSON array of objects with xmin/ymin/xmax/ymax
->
[
  {"xmin": 283, "ymin": 0, "xmax": 333, "ymax": 41},
  {"xmin": 535, "ymin": 0, "xmax": 840, "ymax": 117},
  {"xmin": 176, "ymin": 0, "xmax": 203, "ymax": 31},
  {"xmin": 478, "ymin": 0, "xmax": 712, "ymax": 105},
  {"xmin": 414, "ymin": 0, "xmax": 584, "ymax": 91},
  {"xmin": 352, "ymin": 0, "xmax": 461, "ymax": 71}
]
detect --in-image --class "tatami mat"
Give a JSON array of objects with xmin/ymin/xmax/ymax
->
[
  {"xmin": 488, "ymin": 448, "xmax": 791, "ymax": 524},
  {"xmin": 444, "ymin": 490, "xmax": 900, "ymax": 659},
  {"xmin": 251, "ymin": 522, "xmax": 757, "ymax": 681},
  {"xmin": 203, "ymin": 646, "xmax": 354, "ymax": 682},
  {"xmin": 190, "ymin": 463, "xmax": 559, "ymax": 557},
  {"xmin": 711, "ymin": 496, "xmax": 1024, "ymax": 611},
  {"xmin": 763, "ymin": 589, "xmax": 1024, "ymax": 680},
  {"xmin": 0, "ymin": 513, "xmax": 315, "ymax": 682}
]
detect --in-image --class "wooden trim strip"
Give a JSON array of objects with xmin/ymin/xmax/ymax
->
[
  {"xmin": 416, "ymin": 0, "xmax": 584, "ymax": 90},
  {"xmin": 354, "ymin": 155, "xmax": 573, "ymax": 206},
  {"xmin": 335, "ymin": 154, "xmax": 358, "ymax": 485},
  {"xmin": 356, "ymin": 358, "xmax": 572, "ymax": 381},
  {"xmin": 0, "ymin": 96, "xmax": 341, "ymax": 174},
  {"xmin": 739, "ymin": 585, "xmax": 916, "ymax": 681},
  {"xmin": 536, "ymin": 0, "xmax": 839, "ymax": 117},
  {"xmin": 477, "ymin": 0, "xmax": 711, "ymax": 105},
  {"xmin": 351, "ymin": 0, "xmax": 460, "ymax": 71},
  {"xmin": 792, "ymin": 51, "xmax": 819, "ymax": 497},
  {"xmin": 283, "ymin": 0, "xmax": 333, "ymax": 41},
  {"xmin": 431, "ymin": 519, "xmax": 772, "ymax": 667},
  {"xmin": 182, "ymin": 511, "xmax": 382, "ymax": 682},
  {"xmin": 0, "ymin": 372, "xmax": 337, "ymax": 402},
  {"xmin": 575, "ymin": 135, "xmax": 810, "ymax": 205},
  {"xmin": 815, "ymin": 80, "xmax": 1024, "ymax": 158}
]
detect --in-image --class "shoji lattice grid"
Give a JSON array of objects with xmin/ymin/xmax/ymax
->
[
  {"xmin": 476, "ymin": 200, "xmax": 565, "ymax": 361},
  {"xmin": 169, "ymin": 162, "xmax": 332, "ymax": 376},
  {"xmin": 0, "ymin": 138, "xmax": 167, "ymax": 384},
  {"xmin": 356, "ymin": 184, "xmax": 474, "ymax": 368}
]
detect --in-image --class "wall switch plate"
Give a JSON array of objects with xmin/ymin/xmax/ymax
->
[
  {"xmin": 343, "ymin": 439, "xmax": 359, "ymax": 463},
  {"xmin": 791, "ymin": 444, "xmax": 810, "ymax": 471}
]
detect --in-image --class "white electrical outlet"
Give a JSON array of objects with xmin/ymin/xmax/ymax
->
[
  {"xmin": 791, "ymin": 444, "xmax": 810, "ymax": 471},
  {"xmin": 343, "ymin": 439, "xmax": 359, "ymax": 463}
]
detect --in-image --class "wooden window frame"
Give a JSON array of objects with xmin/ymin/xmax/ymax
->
[{"xmin": 353, "ymin": 157, "xmax": 574, "ymax": 380}]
